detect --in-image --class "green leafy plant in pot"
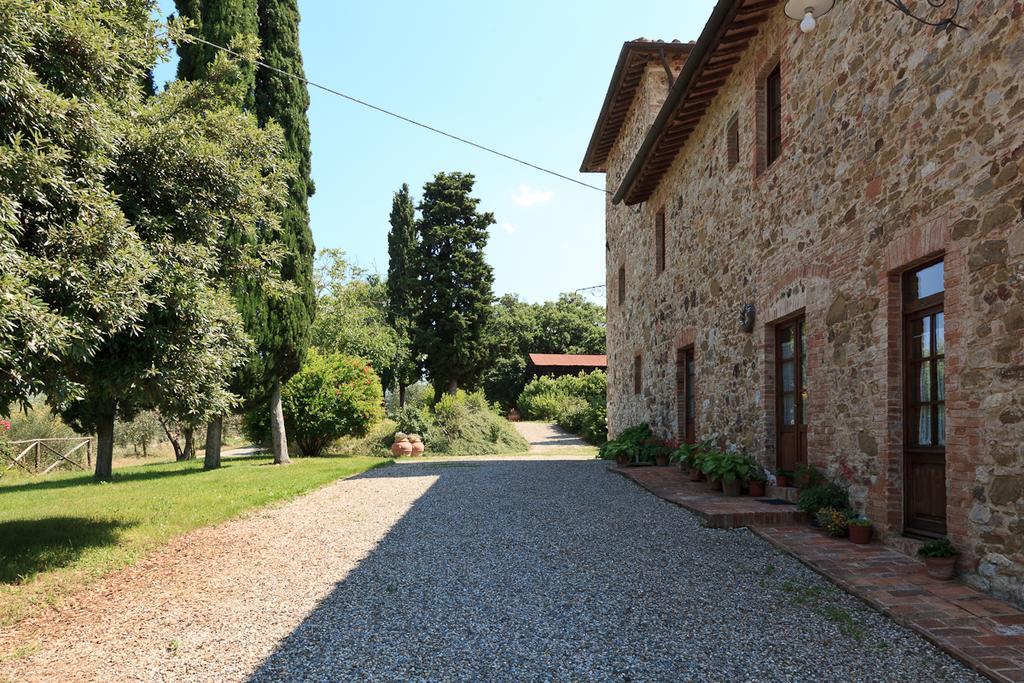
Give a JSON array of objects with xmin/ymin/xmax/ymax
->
[
  {"xmin": 707, "ymin": 451, "xmax": 750, "ymax": 497},
  {"xmin": 815, "ymin": 507, "xmax": 850, "ymax": 537},
  {"xmin": 776, "ymin": 468, "xmax": 793, "ymax": 488},
  {"xmin": 918, "ymin": 538, "xmax": 959, "ymax": 581},
  {"xmin": 699, "ymin": 451, "xmax": 724, "ymax": 490},
  {"xmin": 745, "ymin": 460, "xmax": 767, "ymax": 497},
  {"xmin": 672, "ymin": 441, "xmax": 709, "ymax": 481},
  {"xmin": 848, "ymin": 516, "xmax": 873, "ymax": 544}
]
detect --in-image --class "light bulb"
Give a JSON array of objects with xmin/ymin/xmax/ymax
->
[{"xmin": 800, "ymin": 10, "xmax": 817, "ymax": 33}]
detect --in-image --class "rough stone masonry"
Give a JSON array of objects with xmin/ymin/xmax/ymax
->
[{"xmin": 583, "ymin": 0, "xmax": 1024, "ymax": 605}]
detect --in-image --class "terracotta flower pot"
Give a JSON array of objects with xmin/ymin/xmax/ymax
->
[
  {"xmin": 655, "ymin": 453, "xmax": 670, "ymax": 467},
  {"xmin": 776, "ymin": 475, "xmax": 791, "ymax": 488},
  {"xmin": 410, "ymin": 441, "xmax": 425, "ymax": 456},
  {"xmin": 391, "ymin": 440, "xmax": 413, "ymax": 457},
  {"xmin": 615, "ymin": 454, "xmax": 630, "ymax": 467},
  {"xmin": 849, "ymin": 524, "xmax": 873, "ymax": 545},
  {"xmin": 923, "ymin": 555, "xmax": 958, "ymax": 581},
  {"xmin": 747, "ymin": 481, "xmax": 766, "ymax": 497},
  {"xmin": 722, "ymin": 478, "xmax": 742, "ymax": 497}
]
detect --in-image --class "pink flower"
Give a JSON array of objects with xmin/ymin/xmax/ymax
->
[{"xmin": 0, "ymin": 419, "xmax": 10, "ymax": 432}]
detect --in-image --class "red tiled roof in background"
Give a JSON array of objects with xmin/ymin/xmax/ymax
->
[{"xmin": 528, "ymin": 354, "xmax": 608, "ymax": 368}]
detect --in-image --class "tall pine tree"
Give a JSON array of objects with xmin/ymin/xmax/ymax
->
[
  {"xmin": 414, "ymin": 172, "xmax": 495, "ymax": 399},
  {"xmin": 386, "ymin": 184, "xmax": 420, "ymax": 406},
  {"xmin": 254, "ymin": 0, "xmax": 316, "ymax": 464}
]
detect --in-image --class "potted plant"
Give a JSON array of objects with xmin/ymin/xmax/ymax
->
[
  {"xmin": 649, "ymin": 439, "xmax": 672, "ymax": 467},
  {"xmin": 715, "ymin": 452, "xmax": 751, "ymax": 497},
  {"xmin": 391, "ymin": 432, "xmax": 413, "ymax": 457},
  {"xmin": 408, "ymin": 433, "xmax": 425, "ymax": 456},
  {"xmin": 746, "ymin": 463, "xmax": 767, "ymax": 497},
  {"xmin": 848, "ymin": 517, "xmax": 873, "ymax": 544},
  {"xmin": 794, "ymin": 463, "xmax": 825, "ymax": 491},
  {"xmin": 918, "ymin": 538, "xmax": 959, "ymax": 580},
  {"xmin": 815, "ymin": 507, "xmax": 850, "ymax": 537},
  {"xmin": 797, "ymin": 483, "xmax": 850, "ymax": 518},
  {"xmin": 700, "ymin": 451, "xmax": 723, "ymax": 490},
  {"xmin": 776, "ymin": 468, "xmax": 793, "ymax": 488}
]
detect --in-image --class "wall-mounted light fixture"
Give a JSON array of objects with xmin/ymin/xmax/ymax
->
[{"xmin": 785, "ymin": 0, "xmax": 967, "ymax": 34}]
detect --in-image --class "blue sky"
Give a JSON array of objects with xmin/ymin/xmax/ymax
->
[{"xmin": 154, "ymin": 1, "xmax": 717, "ymax": 303}]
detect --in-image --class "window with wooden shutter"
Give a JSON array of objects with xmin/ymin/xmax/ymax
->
[
  {"xmin": 766, "ymin": 64, "xmax": 782, "ymax": 167},
  {"xmin": 726, "ymin": 114, "xmax": 739, "ymax": 169},
  {"xmin": 655, "ymin": 209, "xmax": 666, "ymax": 275}
]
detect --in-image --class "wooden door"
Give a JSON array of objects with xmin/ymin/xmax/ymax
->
[
  {"xmin": 676, "ymin": 347, "xmax": 695, "ymax": 444},
  {"xmin": 904, "ymin": 259, "xmax": 947, "ymax": 536},
  {"xmin": 775, "ymin": 317, "xmax": 807, "ymax": 473}
]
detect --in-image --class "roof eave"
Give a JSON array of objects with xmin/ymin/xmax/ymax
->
[{"xmin": 612, "ymin": 0, "xmax": 745, "ymax": 205}]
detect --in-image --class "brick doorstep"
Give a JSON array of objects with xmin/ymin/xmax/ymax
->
[{"xmin": 611, "ymin": 465, "xmax": 1024, "ymax": 683}]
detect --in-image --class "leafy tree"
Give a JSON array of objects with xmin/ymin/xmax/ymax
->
[
  {"xmin": 281, "ymin": 350, "xmax": 384, "ymax": 456},
  {"xmin": 254, "ymin": 0, "xmax": 317, "ymax": 465},
  {"xmin": 311, "ymin": 249, "xmax": 401, "ymax": 385},
  {"xmin": 385, "ymin": 183, "xmax": 421, "ymax": 405},
  {"xmin": 481, "ymin": 292, "xmax": 606, "ymax": 410},
  {"xmin": 60, "ymin": 50, "xmax": 291, "ymax": 481},
  {"xmin": 414, "ymin": 172, "xmax": 495, "ymax": 399},
  {"xmin": 0, "ymin": 0, "xmax": 158, "ymax": 412}
]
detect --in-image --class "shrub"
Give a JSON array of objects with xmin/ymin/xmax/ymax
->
[
  {"xmin": 816, "ymin": 507, "xmax": 851, "ymax": 537},
  {"xmin": 519, "ymin": 371, "xmax": 607, "ymax": 444},
  {"xmin": 918, "ymin": 538, "xmax": 958, "ymax": 558},
  {"xmin": 426, "ymin": 390, "xmax": 528, "ymax": 456},
  {"xmin": 797, "ymin": 482, "xmax": 850, "ymax": 515},
  {"xmin": 392, "ymin": 405, "xmax": 432, "ymax": 443},
  {"xmin": 5, "ymin": 395, "xmax": 77, "ymax": 441},
  {"xmin": 281, "ymin": 351, "xmax": 385, "ymax": 456},
  {"xmin": 598, "ymin": 423, "xmax": 651, "ymax": 461},
  {"xmin": 794, "ymin": 463, "xmax": 825, "ymax": 489}
]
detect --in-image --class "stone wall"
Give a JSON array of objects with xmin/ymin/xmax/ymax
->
[{"xmin": 602, "ymin": 1, "xmax": 1024, "ymax": 604}]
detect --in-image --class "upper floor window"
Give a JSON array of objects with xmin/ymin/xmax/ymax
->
[
  {"xmin": 655, "ymin": 208, "xmax": 666, "ymax": 275},
  {"xmin": 617, "ymin": 264, "xmax": 626, "ymax": 305},
  {"xmin": 726, "ymin": 114, "xmax": 740, "ymax": 169},
  {"xmin": 766, "ymin": 64, "xmax": 782, "ymax": 167}
]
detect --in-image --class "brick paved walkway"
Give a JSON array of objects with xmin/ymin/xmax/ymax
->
[{"xmin": 614, "ymin": 465, "xmax": 1024, "ymax": 683}]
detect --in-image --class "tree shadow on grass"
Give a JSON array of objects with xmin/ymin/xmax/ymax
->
[
  {"xmin": 0, "ymin": 461, "xmax": 222, "ymax": 497},
  {"xmin": 0, "ymin": 517, "xmax": 136, "ymax": 584}
]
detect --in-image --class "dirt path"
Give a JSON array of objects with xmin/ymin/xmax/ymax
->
[{"xmin": 512, "ymin": 421, "xmax": 592, "ymax": 452}]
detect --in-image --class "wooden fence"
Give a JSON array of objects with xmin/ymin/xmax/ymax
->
[{"xmin": 4, "ymin": 438, "xmax": 93, "ymax": 475}]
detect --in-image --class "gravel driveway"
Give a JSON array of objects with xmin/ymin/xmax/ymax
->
[
  {"xmin": 252, "ymin": 460, "xmax": 979, "ymax": 682},
  {"xmin": 2, "ymin": 458, "xmax": 982, "ymax": 682}
]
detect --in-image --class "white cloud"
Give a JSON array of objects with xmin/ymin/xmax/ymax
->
[
  {"xmin": 512, "ymin": 184, "xmax": 553, "ymax": 208},
  {"xmin": 499, "ymin": 222, "xmax": 517, "ymax": 234}
]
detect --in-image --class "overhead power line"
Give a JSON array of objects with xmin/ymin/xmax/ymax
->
[{"xmin": 177, "ymin": 32, "xmax": 611, "ymax": 196}]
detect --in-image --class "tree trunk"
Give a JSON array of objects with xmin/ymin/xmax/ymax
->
[
  {"xmin": 270, "ymin": 378, "xmax": 291, "ymax": 465},
  {"xmin": 398, "ymin": 384, "xmax": 407, "ymax": 408},
  {"xmin": 446, "ymin": 378, "xmax": 458, "ymax": 396},
  {"xmin": 94, "ymin": 410, "xmax": 116, "ymax": 482},
  {"xmin": 179, "ymin": 426, "xmax": 195, "ymax": 461},
  {"xmin": 204, "ymin": 416, "xmax": 223, "ymax": 470}
]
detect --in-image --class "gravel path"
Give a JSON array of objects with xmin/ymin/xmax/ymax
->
[
  {"xmin": 513, "ymin": 421, "xmax": 592, "ymax": 452},
  {"xmin": 2, "ymin": 459, "xmax": 983, "ymax": 682}
]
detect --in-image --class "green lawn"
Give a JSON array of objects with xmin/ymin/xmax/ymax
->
[{"xmin": 0, "ymin": 454, "xmax": 389, "ymax": 627}]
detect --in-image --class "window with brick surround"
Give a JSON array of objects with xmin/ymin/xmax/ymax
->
[
  {"xmin": 617, "ymin": 264, "xmax": 626, "ymax": 304},
  {"xmin": 655, "ymin": 208, "xmax": 666, "ymax": 275},
  {"xmin": 633, "ymin": 354, "xmax": 642, "ymax": 394},
  {"xmin": 766, "ymin": 64, "xmax": 782, "ymax": 167},
  {"xmin": 726, "ymin": 114, "xmax": 739, "ymax": 169}
]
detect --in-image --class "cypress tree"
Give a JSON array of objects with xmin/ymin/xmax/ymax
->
[
  {"xmin": 414, "ymin": 172, "xmax": 495, "ymax": 399},
  {"xmin": 174, "ymin": 0, "xmax": 258, "ymax": 108},
  {"xmin": 254, "ymin": 0, "xmax": 316, "ymax": 464},
  {"xmin": 386, "ymin": 184, "xmax": 420, "ymax": 406}
]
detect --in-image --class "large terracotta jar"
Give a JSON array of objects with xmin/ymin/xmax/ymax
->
[{"xmin": 391, "ymin": 438, "xmax": 413, "ymax": 457}]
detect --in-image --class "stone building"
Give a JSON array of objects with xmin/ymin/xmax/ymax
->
[{"xmin": 582, "ymin": 1, "xmax": 1023, "ymax": 604}]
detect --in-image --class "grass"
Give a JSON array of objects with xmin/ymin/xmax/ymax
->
[
  {"xmin": 783, "ymin": 581, "xmax": 865, "ymax": 642},
  {"xmin": 0, "ymin": 453, "xmax": 388, "ymax": 627}
]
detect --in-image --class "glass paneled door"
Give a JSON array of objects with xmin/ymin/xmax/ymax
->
[
  {"xmin": 775, "ymin": 317, "xmax": 807, "ymax": 473},
  {"xmin": 904, "ymin": 259, "xmax": 947, "ymax": 536}
]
